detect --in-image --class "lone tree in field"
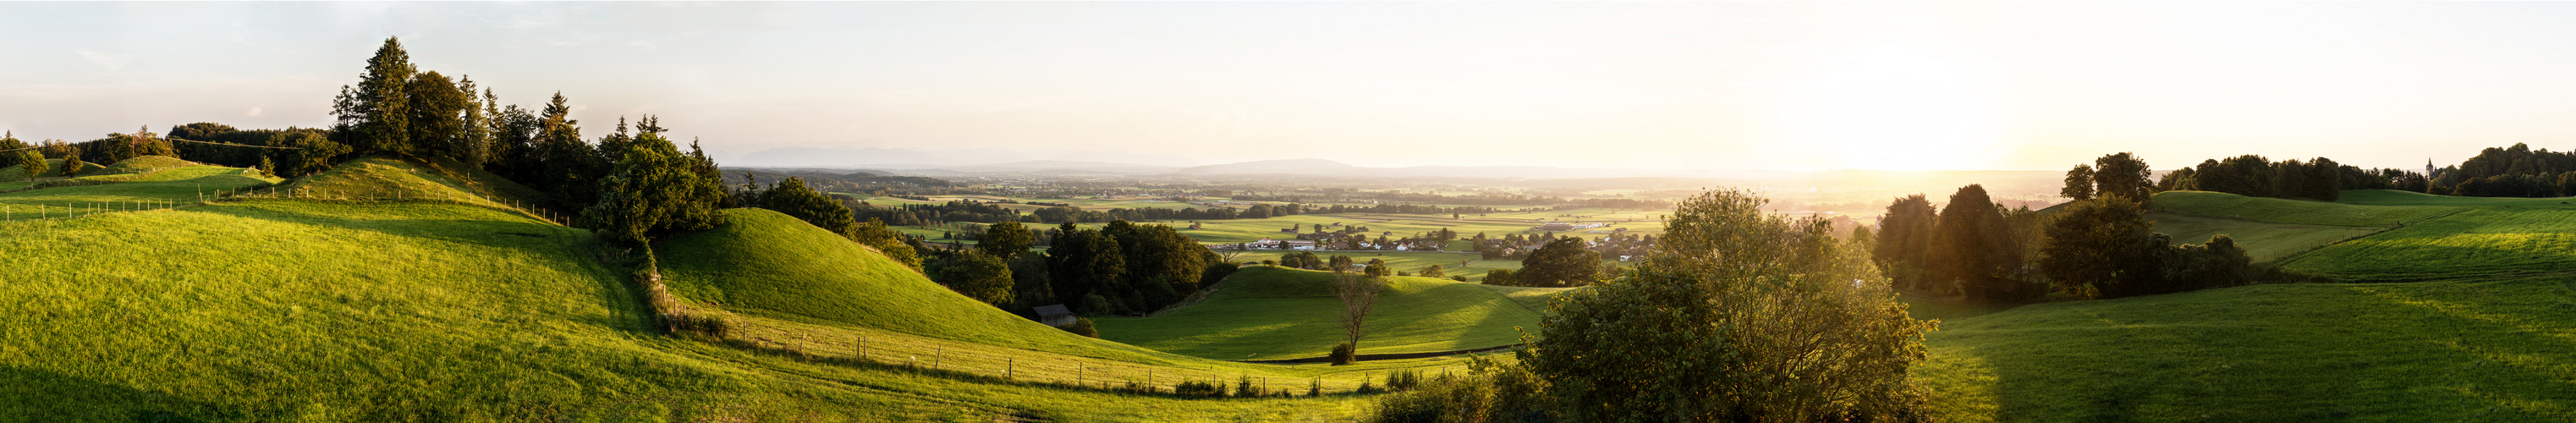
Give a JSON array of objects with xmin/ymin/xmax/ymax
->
[
  {"xmin": 1528, "ymin": 188, "xmax": 1932, "ymax": 421},
  {"xmin": 1329, "ymin": 269, "xmax": 1383, "ymax": 365},
  {"xmin": 16, "ymin": 151, "xmax": 46, "ymax": 180}
]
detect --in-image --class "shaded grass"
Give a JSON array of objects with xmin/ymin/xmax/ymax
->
[
  {"xmin": 1917, "ymin": 277, "xmax": 2576, "ymax": 421},
  {"xmin": 2145, "ymin": 212, "xmax": 2381, "ymax": 262},
  {"xmin": 1094, "ymin": 266, "xmax": 1545, "ymax": 360}
]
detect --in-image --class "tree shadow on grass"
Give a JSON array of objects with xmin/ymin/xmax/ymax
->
[{"xmin": 0, "ymin": 365, "xmax": 237, "ymax": 421}]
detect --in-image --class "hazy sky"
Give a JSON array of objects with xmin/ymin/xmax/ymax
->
[{"xmin": 8, "ymin": 2, "xmax": 2576, "ymax": 171}]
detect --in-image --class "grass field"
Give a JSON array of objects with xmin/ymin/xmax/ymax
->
[
  {"xmin": 2152, "ymin": 190, "xmax": 2455, "ymax": 227},
  {"xmin": 2279, "ymin": 207, "xmax": 2576, "ymax": 282},
  {"xmin": 1916, "ymin": 277, "xmax": 2576, "ymax": 421},
  {"xmin": 1093, "ymin": 266, "xmax": 1546, "ymax": 360},
  {"xmin": 2145, "ymin": 212, "xmax": 2382, "ymax": 262},
  {"xmin": 0, "ymin": 158, "xmax": 1463, "ymax": 420},
  {"xmin": 2337, "ymin": 189, "xmax": 2576, "ymax": 207},
  {"xmin": 0, "ymin": 157, "xmax": 278, "ymax": 220}
]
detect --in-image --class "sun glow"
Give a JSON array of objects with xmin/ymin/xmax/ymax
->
[{"xmin": 1778, "ymin": 47, "xmax": 2007, "ymax": 171}]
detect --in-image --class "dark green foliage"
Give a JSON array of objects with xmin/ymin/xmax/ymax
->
[
  {"xmin": 1518, "ymin": 237, "xmax": 1598, "ymax": 288},
  {"xmin": 0, "ymin": 133, "xmax": 23, "ymax": 169},
  {"xmin": 1417, "ymin": 264, "xmax": 1445, "ymax": 278},
  {"xmin": 1384, "ymin": 368, "xmax": 1422, "ymax": 392},
  {"xmin": 2042, "ymin": 195, "xmax": 2260, "ymax": 299},
  {"xmin": 1874, "ymin": 194, "xmax": 1939, "ymax": 291},
  {"xmin": 535, "ymin": 92, "xmax": 605, "ymax": 211},
  {"xmin": 976, "ymin": 220, "xmax": 1035, "ymax": 258},
  {"xmin": 2062, "ymin": 164, "xmax": 2095, "ymax": 201},
  {"xmin": 1328, "ymin": 342, "xmax": 1357, "ymax": 365},
  {"xmin": 1173, "ymin": 380, "xmax": 1227, "ymax": 398},
  {"xmin": 1047, "ymin": 223, "xmax": 1129, "ymax": 314},
  {"xmin": 1060, "ymin": 317, "xmax": 1098, "ymax": 338},
  {"xmin": 334, "ymin": 37, "xmax": 416, "ymax": 157},
  {"xmin": 1363, "ymin": 259, "xmax": 1391, "ymax": 277},
  {"xmin": 1278, "ymin": 251, "xmax": 1323, "ymax": 270},
  {"xmin": 931, "ymin": 251, "xmax": 1015, "ymax": 305},
  {"xmin": 58, "ymin": 157, "xmax": 89, "ymax": 177},
  {"xmin": 849, "ymin": 219, "xmax": 923, "ymax": 272},
  {"xmin": 579, "ymin": 130, "xmax": 728, "ymax": 244},
  {"xmin": 758, "ymin": 177, "xmax": 856, "ymax": 236},
  {"xmin": 1482, "ymin": 268, "xmax": 1517, "ymax": 286},
  {"xmin": 1368, "ymin": 358, "xmax": 1553, "ymax": 423},
  {"xmin": 1529, "ymin": 188, "xmax": 1931, "ymax": 421},
  {"xmin": 1931, "ymin": 184, "xmax": 2030, "ymax": 302},
  {"xmin": 2093, "ymin": 151, "xmax": 2154, "ymax": 201},
  {"xmin": 404, "ymin": 70, "xmax": 473, "ymax": 162},
  {"xmin": 276, "ymin": 132, "xmax": 349, "ymax": 177}
]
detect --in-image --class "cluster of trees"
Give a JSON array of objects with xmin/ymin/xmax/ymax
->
[
  {"xmin": 2040, "ymin": 195, "xmax": 2255, "ymax": 298},
  {"xmin": 1881, "ymin": 152, "xmax": 2266, "ymax": 303},
  {"xmin": 2155, "ymin": 155, "xmax": 2403, "ymax": 201},
  {"xmin": 1032, "ymin": 221, "xmax": 1233, "ymax": 316},
  {"xmin": 1376, "ymin": 188, "xmax": 1932, "ymax": 421},
  {"xmin": 2432, "ymin": 142, "xmax": 2576, "ymax": 197},
  {"xmin": 851, "ymin": 198, "xmax": 1024, "ymax": 225},
  {"xmin": 1870, "ymin": 185, "xmax": 2052, "ymax": 303}
]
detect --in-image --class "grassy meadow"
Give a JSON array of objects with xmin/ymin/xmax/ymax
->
[
  {"xmin": 1093, "ymin": 266, "xmax": 1546, "ymax": 360},
  {"xmin": 1917, "ymin": 277, "xmax": 2576, "ymax": 421}
]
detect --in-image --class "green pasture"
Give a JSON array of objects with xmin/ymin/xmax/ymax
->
[
  {"xmin": 656, "ymin": 209, "xmax": 1491, "ymax": 382},
  {"xmin": 2152, "ymin": 190, "xmax": 2454, "ymax": 227},
  {"xmin": 1223, "ymin": 250, "xmax": 1517, "ymax": 281},
  {"xmin": 2145, "ymin": 212, "xmax": 2382, "ymax": 262},
  {"xmin": 2279, "ymin": 207, "xmax": 2576, "ymax": 282},
  {"xmin": 2337, "ymin": 189, "xmax": 2576, "ymax": 207},
  {"xmin": 1916, "ymin": 277, "xmax": 2576, "ymax": 421},
  {"xmin": 1093, "ymin": 266, "xmax": 1546, "ymax": 360},
  {"xmin": 0, "ymin": 160, "xmax": 277, "ymax": 219}
]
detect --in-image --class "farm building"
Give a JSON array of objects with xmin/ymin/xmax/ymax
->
[{"xmin": 1034, "ymin": 305, "xmax": 1077, "ymax": 327}]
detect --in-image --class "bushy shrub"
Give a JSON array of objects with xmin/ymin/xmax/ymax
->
[
  {"xmin": 1309, "ymin": 378, "xmax": 1324, "ymax": 397},
  {"xmin": 1173, "ymin": 380, "xmax": 1227, "ymax": 398},
  {"xmin": 1235, "ymin": 375, "xmax": 1260, "ymax": 398},
  {"xmin": 1061, "ymin": 317, "xmax": 1099, "ymax": 338},
  {"xmin": 1329, "ymin": 342, "xmax": 1358, "ymax": 365},
  {"xmin": 1369, "ymin": 360, "xmax": 1553, "ymax": 423}
]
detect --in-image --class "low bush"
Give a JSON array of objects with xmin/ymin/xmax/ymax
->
[
  {"xmin": 1173, "ymin": 380, "xmax": 1227, "ymax": 398},
  {"xmin": 1061, "ymin": 317, "xmax": 1099, "ymax": 338},
  {"xmin": 1369, "ymin": 357, "xmax": 1554, "ymax": 423},
  {"xmin": 1329, "ymin": 342, "xmax": 1358, "ymax": 365}
]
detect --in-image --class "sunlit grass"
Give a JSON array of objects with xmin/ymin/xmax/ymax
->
[
  {"xmin": 1093, "ymin": 266, "xmax": 1544, "ymax": 360},
  {"xmin": 1916, "ymin": 277, "xmax": 2576, "ymax": 421}
]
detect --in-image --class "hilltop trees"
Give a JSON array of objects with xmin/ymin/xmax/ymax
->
[
  {"xmin": 2041, "ymin": 193, "xmax": 2260, "ymax": 299},
  {"xmin": 1527, "ymin": 188, "xmax": 1931, "ymax": 420},
  {"xmin": 334, "ymin": 37, "xmax": 416, "ymax": 157},
  {"xmin": 580, "ymin": 129, "xmax": 728, "ymax": 244},
  {"xmin": 1930, "ymin": 184, "xmax": 2033, "ymax": 301},
  {"xmin": 1873, "ymin": 195, "xmax": 1939, "ymax": 291},
  {"xmin": 931, "ymin": 251, "xmax": 1016, "ymax": 306},
  {"xmin": 2093, "ymin": 152, "xmax": 2155, "ymax": 201},
  {"xmin": 2062, "ymin": 165, "xmax": 2095, "ymax": 201}
]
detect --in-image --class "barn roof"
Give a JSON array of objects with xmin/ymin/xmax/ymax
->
[{"xmin": 1035, "ymin": 305, "xmax": 1074, "ymax": 316}]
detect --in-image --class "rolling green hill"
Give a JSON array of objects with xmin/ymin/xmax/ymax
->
[
  {"xmin": 1916, "ymin": 277, "xmax": 2576, "ymax": 421},
  {"xmin": 1092, "ymin": 266, "xmax": 1546, "ymax": 360},
  {"xmin": 2152, "ymin": 190, "xmax": 2455, "ymax": 227},
  {"xmin": 2279, "ymin": 207, "xmax": 2576, "ymax": 282},
  {"xmin": 2337, "ymin": 189, "xmax": 2576, "ymax": 207},
  {"xmin": 0, "ymin": 158, "xmax": 1443, "ymax": 420}
]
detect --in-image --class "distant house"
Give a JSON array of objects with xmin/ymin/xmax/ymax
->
[
  {"xmin": 1035, "ymin": 305, "xmax": 1077, "ymax": 327},
  {"xmin": 1279, "ymin": 228, "xmax": 1299, "ymax": 233}
]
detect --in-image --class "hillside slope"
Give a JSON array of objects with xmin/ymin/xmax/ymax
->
[
  {"xmin": 1915, "ymin": 277, "xmax": 2576, "ymax": 421},
  {"xmin": 0, "ymin": 161, "xmax": 1409, "ymax": 420},
  {"xmin": 1093, "ymin": 266, "xmax": 1546, "ymax": 360}
]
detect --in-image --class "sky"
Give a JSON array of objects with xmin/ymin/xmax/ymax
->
[{"xmin": 8, "ymin": 2, "xmax": 2576, "ymax": 172}]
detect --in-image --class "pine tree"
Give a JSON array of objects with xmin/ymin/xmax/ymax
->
[{"xmin": 334, "ymin": 37, "xmax": 416, "ymax": 156}]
